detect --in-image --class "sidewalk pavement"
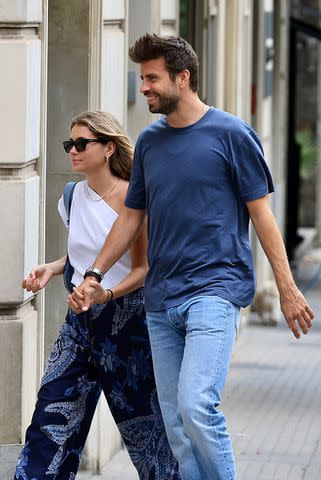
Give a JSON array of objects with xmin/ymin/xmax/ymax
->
[
  {"xmin": 77, "ymin": 449, "xmax": 137, "ymax": 480},
  {"xmin": 79, "ymin": 248, "xmax": 321, "ymax": 480},
  {"xmin": 223, "ymin": 287, "xmax": 321, "ymax": 479}
]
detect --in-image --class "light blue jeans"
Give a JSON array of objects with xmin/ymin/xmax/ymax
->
[{"xmin": 147, "ymin": 295, "xmax": 240, "ymax": 480}]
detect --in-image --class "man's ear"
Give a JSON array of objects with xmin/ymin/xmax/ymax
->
[{"xmin": 177, "ymin": 69, "xmax": 190, "ymax": 88}]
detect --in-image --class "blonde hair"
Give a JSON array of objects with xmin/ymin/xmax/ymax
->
[{"xmin": 70, "ymin": 110, "xmax": 133, "ymax": 181}]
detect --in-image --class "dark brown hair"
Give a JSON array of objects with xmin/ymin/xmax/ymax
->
[{"xmin": 129, "ymin": 33, "xmax": 199, "ymax": 92}]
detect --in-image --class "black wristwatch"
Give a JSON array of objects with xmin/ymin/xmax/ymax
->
[{"xmin": 83, "ymin": 266, "xmax": 105, "ymax": 283}]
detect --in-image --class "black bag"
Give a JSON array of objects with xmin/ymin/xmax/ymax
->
[{"xmin": 62, "ymin": 181, "xmax": 77, "ymax": 293}]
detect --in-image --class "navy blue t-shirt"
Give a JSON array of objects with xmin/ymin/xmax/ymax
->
[{"xmin": 125, "ymin": 107, "xmax": 274, "ymax": 311}]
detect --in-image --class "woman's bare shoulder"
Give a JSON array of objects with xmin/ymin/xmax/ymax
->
[
  {"xmin": 106, "ymin": 178, "xmax": 129, "ymax": 215},
  {"xmin": 118, "ymin": 179, "xmax": 129, "ymax": 197}
]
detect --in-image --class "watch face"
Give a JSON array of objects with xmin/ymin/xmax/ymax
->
[
  {"xmin": 84, "ymin": 267, "xmax": 104, "ymax": 281},
  {"xmin": 93, "ymin": 268, "xmax": 103, "ymax": 277}
]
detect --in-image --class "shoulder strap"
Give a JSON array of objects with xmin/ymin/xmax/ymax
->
[{"xmin": 63, "ymin": 181, "xmax": 77, "ymax": 226}]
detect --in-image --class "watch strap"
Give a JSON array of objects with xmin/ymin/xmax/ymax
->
[{"xmin": 84, "ymin": 267, "xmax": 104, "ymax": 283}]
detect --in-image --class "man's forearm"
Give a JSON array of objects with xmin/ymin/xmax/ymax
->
[
  {"xmin": 93, "ymin": 207, "xmax": 146, "ymax": 273},
  {"xmin": 248, "ymin": 200, "xmax": 294, "ymax": 293},
  {"xmin": 247, "ymin": 196, "xmax": 313, "ymax": 338}
]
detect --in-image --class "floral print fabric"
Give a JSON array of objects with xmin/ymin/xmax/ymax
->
[{"xmin": 15, "ymin": 288, "xmax": 179, "ymax": 479}]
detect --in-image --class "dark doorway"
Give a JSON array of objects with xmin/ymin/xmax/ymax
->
[{"xmin": 286, "ymin": 18, "xmax": 321, "ymax": 260}]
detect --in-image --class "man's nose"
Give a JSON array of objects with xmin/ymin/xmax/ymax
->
[{"xmin": 140, "ymin": 80, "xmax": 150, "ymax": 94}]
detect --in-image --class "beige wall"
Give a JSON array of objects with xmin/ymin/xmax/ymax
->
[
  {"xmin": 45, "ymin": 0, "xmax": 90, "ymax": 361},
  {"xmin": 272, "ymin": 0, "xmax": 290, "ymax": 236},
  {"xmin": 224, "ymin": 0, "xmax": 253, "ymax": 121},
  {"xmin": 127, "ymin": 0, "xmax": 179, "ymax": 142},
  {"xmin": 0, "ymin": 0, "xmax": 46, "ymax": 477}
]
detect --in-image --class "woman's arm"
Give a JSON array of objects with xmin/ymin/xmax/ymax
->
[
  {"xmin": 23, "ymin": 255, "xmax": 67, "ymax": 293},
  {"xmin": 46, "ymin": 255, "xmax": 67, "ymax": 276}
]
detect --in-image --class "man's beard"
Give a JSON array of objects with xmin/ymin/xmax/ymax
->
[{"xmin": 148, "ymin": 92, "xmax": 180, "ymax": 115}]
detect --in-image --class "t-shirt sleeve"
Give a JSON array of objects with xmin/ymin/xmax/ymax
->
[
  {"xmin": 125, "ymin": 139, "xmax": 146, "ymax": 210},
  {"xmin": 232, "ymin": 128, "xmax": 275, "ymax": 202},
  {"xmin": 57, "ymin": 195, "xmax": 69, "ymax": 229}
]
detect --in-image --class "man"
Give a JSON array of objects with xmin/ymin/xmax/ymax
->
[{"xmin": 69, "ymin": 34, "xmax": 313, "ymax": 480}]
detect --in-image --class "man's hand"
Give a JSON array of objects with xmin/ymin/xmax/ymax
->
[
  {"xmin": 85, "ymin": 281, "xmax": 111, "ymax": 304},
  {"xmin": 279, "ymin": 285, "xmax": 314, "ymax": 339},
  {"xmin": 247, "ymin": 196, "xmax": 314, "ymax": 339},
  {"xmin": 67, "ymin": 278, "xmax": 108, "ymax": 313},
  {"xmin": 22, "ymin": 265, "xmax": 54, "ymax": 293}
]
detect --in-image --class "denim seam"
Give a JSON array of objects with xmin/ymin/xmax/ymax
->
[
  {"xmin": 207, "ymin": 300, "xmax": 235, "ymax": 480},
  {"xmin": 167, "ymin": 306, "xmax": 185, "ymax": 331}
]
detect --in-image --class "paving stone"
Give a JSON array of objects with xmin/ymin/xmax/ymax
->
[{"xmin": 0, "ymin": 445, "xmax": 23, "ymax": 480}]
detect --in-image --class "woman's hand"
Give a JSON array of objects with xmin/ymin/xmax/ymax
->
[{"xmin": 22, "ymin": 265, "xmax": 55, "ymax": 293}]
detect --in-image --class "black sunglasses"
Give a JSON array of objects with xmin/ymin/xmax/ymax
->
[{"xmin": 62, "ymin": 137, "xmax": 108, "ymax": 153}]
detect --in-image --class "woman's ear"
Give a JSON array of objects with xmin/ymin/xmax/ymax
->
[{"xmin": 104, "ymin": 141, "xmax": 116, "ymax": 159}]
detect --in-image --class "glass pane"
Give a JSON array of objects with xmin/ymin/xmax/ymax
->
[{"xmin": 291, "ymin": 0, "xmax": 321, "ymax": 30}]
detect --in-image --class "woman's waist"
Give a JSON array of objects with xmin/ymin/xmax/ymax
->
[{"xmin": 70, "ymin": 263, "xmax": 131, "ymax": 290}]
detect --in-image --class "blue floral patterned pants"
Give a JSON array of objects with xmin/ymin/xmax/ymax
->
[{"xmin": 14, "ymin": 288, "xmax": 180, "ymax": 480}]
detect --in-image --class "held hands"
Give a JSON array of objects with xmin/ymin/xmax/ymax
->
[
  {"xmin": 22, "ymin": 265, "xmax": 55, "ymax": 293},
  {"xmin": 280, "ymin": 285, "xmax": 314, "ymax": 339},
  {"xmin": 67, "ymin": 278, "xmax": 112, "ymax": 314}
]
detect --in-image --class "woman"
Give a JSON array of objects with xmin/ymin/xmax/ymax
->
[{"xmin": 15, "ymin": 111, "xmax": 179, "ymax": 480}]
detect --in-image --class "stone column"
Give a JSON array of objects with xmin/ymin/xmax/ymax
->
[
  {"xmin": 101, "ymin": 0, "xmax": 129, "ymax": 127},
  {"xmin": 250, "ymin": 0, "xmax": 273, "ymax": 297},
  {"xmin": 272, "ymin": 0, "xmax": 289, "ymax": 236},
  {"xmin": 0, "ymin": 1, "xmax": 46, "ymax": 477},
  {"xmin": 160, "ymin": 0, "xmax": 179, "ymax": 35},
  {"xmin": 127, "ymin": 0, "xmax": 160, "ymax": 142},
  {"xmin": 225, "ymin": 0, "xmax": 253, "ymax": 121},
  {"xmin": 45, "ymin": 0, "xmax": 90, "ymax": 362},
  {"xmin": 206, "ymin": 0, "xmax": 227, "ymax": 109},
  {"xmin": 127, "ymin": 0, "xmax": 179, "ymax": 142},
  {"xmin": 249, "ymin": 0, "xmax": 285, "ymax": 325},
  {"xmin": 80, "ymin": 0, "xmax": 129, "ymax": 473}
]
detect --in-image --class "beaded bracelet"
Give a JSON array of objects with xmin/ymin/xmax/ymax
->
[{"xmin": 106, "ymin": 288, "xmax": 114, "ymax": 302}]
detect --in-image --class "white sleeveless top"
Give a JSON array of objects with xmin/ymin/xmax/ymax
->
[{"xmin": 58, "ymin": 180, "xmax": 131, "ymax": 289}]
